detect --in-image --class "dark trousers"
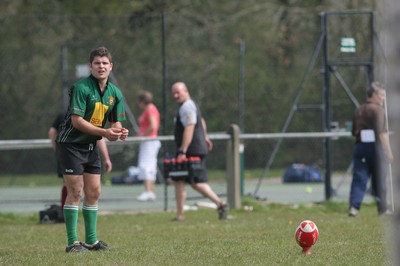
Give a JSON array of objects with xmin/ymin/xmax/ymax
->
[{"xmin": 349, "ymin": 142, "xmax": 388, "ymax": 214}]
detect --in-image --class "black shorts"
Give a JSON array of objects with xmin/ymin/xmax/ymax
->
[
  {"xmin": 186, "ymin": 155, "xmax": 208, "ymax": 184},
  {"xmin": 56, "ymin": 142, "xmax": 101, "ymax": 175}
]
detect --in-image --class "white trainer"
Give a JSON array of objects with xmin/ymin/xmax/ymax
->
[
  {"xmin": 349, "ymin": 206, "xmax": 359, "ymax": 217},
  {"xmin": 137, "ymin": 192, "xmax": 156, "ymax": 201}
]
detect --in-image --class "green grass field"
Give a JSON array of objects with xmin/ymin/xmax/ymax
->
[{"xmin": 0, "ymin": 200, "xmax": 391, "ymax": 266}]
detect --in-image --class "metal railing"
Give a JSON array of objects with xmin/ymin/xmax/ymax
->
[{"xmin": 0, "ymin": 131, "xmax": 351, "ymax": 150}]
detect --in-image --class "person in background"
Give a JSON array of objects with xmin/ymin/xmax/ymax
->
[
  {"xmin": 136, "ymin": 90, "xmax": 161, "ymax": 201},
  {"xmin": 171, "ymin": 81, "xmax": 228, "ymax": 221},
  {"xmin": 50, "ymin": 113, "xmax": 113, "ymax": 215},
  {"xmin": 349, "ymin": 81, "xmax": 393, "ymax": 217},
  {"xmin": 48, "ymin": 112, "xmax": 68, "ymax": 214},
  {"xmin": 56, "ymin": 47, "xmax": 128, "ymax": 252}
]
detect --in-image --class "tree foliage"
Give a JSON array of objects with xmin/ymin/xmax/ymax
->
[{"xmin": 0, "ymin": 0, "xmax": 378, "ymax": 172}]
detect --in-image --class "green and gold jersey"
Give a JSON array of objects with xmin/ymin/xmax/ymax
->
[{"xmin": 57, "ymin": 75, "xmax": 126, "ymax": 144}]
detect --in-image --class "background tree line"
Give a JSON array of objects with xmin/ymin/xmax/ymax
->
[{"xmin": 0, "ymin": 0, "xmax": 379, "ymax": 174}]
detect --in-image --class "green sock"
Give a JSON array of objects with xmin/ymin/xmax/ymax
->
[
  {"xmin": 83, "ymin": 205, "xmax": 98, "ymax": 245},
  {"xmin": 63, "ymin": 205, "xmax": 79, "ymax": 246}
]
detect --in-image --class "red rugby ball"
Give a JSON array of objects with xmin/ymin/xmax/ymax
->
[{"xmin": 295, "ymin": 220, "xmax": 319, "ymax": 254}]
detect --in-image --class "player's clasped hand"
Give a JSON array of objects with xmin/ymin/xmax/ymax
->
[
  {"xmin": 105, "ymin": 127, "xmax": 129, "ymax": 141},
  {"xmin": 119, "ymin": 128, "xmax": 129, "ymax": 140}
]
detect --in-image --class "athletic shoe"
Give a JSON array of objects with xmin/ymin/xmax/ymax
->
[
  {"xmin": 137, "ymin": 192, "xmax": 156, "ymax": 201},
  {"xmin": 82, "ymin": 240, "xmax": 111, "ymax": 251},
  {"xmin": 379, "ymin": 210, "xmax": 393, "ymax": 216},
  {"xmin": 348, "ymin": 206, "xmax": 359, "ymax": 217},
  {"xmin": 65, "ymin": 241, "xmax": 88, "ymax": 253},
  {"xmin": 217, "ymin": 203, "xmax": 228, "ymax": 220}
]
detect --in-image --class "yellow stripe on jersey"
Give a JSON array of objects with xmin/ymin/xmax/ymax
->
[{"xmin": 90, "ymin": 102, "xmax": 109, "ymax": 126}]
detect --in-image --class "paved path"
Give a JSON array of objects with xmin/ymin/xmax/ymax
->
[{"xmin": 0, "ymin": 176, "xmax": 372, "ymax": 214}]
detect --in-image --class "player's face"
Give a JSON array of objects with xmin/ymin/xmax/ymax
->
[{"xmin": 89, "ymin": 56, "xmax": 113, "ymax": 81}]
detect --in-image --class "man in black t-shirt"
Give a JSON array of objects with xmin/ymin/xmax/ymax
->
[
  {"xmin": 49, "ymin": 112, "xmax": 114, "ymax": 218},
  {"xmin": 48, "ymin": 112, "xmax": 67, "ymax": 212}
]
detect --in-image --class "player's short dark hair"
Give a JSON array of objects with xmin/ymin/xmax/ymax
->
[
  {"xmin": 137, "ymin": 90, "xmax": 153, "ymax": 105},
  {"xmin": 367, "ymin": 81, "xmax": 384, "ymax": 98},
  {"xmin": 89, "ymin": 47, "xmax": 112, "ymax": 63}
]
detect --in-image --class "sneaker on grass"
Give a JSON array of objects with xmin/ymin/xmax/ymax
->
[
  {"xmin": 348, "ymin": 206, "xmax": 359, "ymax": 217},
  {"xmin": 65, "ymin": 241, "xmax": 88, "ymax": 253},
  {"xmin": 82, "ymin": 240, "xmax": 111, "ymax": 251},
  {"xmin": 137, "ymin": 191, "xmax": 156, "ymax": 201}
]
